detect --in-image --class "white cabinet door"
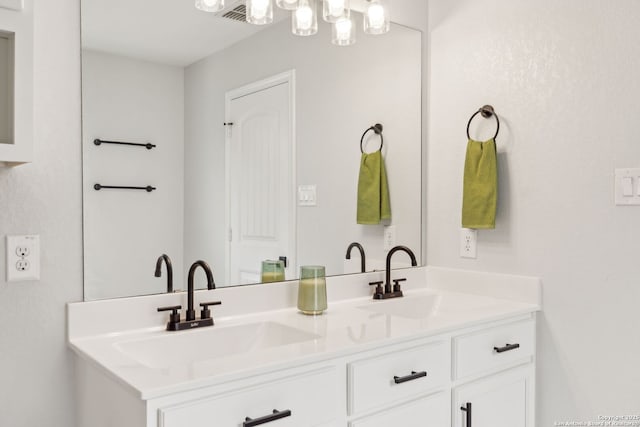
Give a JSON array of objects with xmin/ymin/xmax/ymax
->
[
  {"xmin": 349, "ymin": 392, "xmax": 448, "ymax": 427},
  {"xmin": 453, "ymin": 366, "xmax": 534, "ymax": 427}
]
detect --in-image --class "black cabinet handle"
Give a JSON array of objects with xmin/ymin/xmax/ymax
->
[
  {"xmin": 493, "ymin": 343, "xmax": 520, "ymax": 353},
  {"xmin": 393, "ymin": 370, "xmax": 427, "ymax": 384},
  {"xmin": 243, "ymin": 409, "xmax": 292, "ymax": 427},
  {"xmin": 461, "ymin": 402, "xmax": 472, "ymax": 427}
]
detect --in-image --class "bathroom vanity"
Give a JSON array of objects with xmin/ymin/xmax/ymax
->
[{"xmin": 68, "ymin": 267, "xmax": 540, "ymax": 427}]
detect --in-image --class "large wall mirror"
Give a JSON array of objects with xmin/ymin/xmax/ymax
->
[{"xmin": 81, "ymin": 0, "xmax": 423, "ymax": 300}]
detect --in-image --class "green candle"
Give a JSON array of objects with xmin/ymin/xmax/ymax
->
[
  {"xmin": 297, "ymin": 265, "xmax": 327, "ymax": 315},
  {"xmin": 261, "ymin": 260, "xmax": 285, "ymax": 283}
]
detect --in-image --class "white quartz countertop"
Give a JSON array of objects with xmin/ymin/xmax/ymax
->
[{"xmin": 69, "ymin": 284, "xmax": 540, "ymax": 400}]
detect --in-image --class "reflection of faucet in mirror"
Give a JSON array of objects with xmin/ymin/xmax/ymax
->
[
  {"xmin": 345, "ymin": 242, "xmax": 366, "ymax": 273},
  {"xmin": 187, "ymin": 260, "xmax": 216, "ymax": 321},
  {"xmin": 154, "ymin": 254, "xmax": 173, "ymax": 293},
  {"xmin": 376, "ymin": 245, "xmax": 417, "ymax": 300}
]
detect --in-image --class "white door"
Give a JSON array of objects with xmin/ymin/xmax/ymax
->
[
  {"xmin": 453, "ymin": 366, "xmax": 534, "ymax": 427},
  {"xmin": 226, "ymin": 73, "xmax": 295, "ymax": 285}
]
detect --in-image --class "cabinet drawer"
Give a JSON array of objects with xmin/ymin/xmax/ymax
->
[
  {"xmin": 159, "ymin": 368, "xmax": 339, "ymax": 427},
  {"xmin": 348, "ymin": 341, "xmax": 449, "ymax": 415},
  {"xmin": 349, "ymin": 392, "xmax": 447, "ymax": 427},
  {"xmin": 454, "ymin": 319, "xmax": 535, "ymax": 380}
]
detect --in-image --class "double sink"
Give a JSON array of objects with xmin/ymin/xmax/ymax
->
[{"xmin": 114, "ymin": 293, "xmax": 443, "ymax": 370}]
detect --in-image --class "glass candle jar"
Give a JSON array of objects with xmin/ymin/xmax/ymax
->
[
  {"xmin": 261, "ymin": 260, "xmax": 285, "ymax": 283},
  {"xmin": 297, "ymin": 265, "xmax": 327, "ymax": 315}
]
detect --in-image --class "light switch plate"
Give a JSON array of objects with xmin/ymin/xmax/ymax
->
[
  {"xmin": 615, "ymin": 169, "xmax": 640, "ymax": 206},
  {"xmin": 6, "ymin": 235, "xmax": 40, "ymax": 282},
  {"xmin": 298, "ymin": 185, "xmax": 317, "ymax": 207}
]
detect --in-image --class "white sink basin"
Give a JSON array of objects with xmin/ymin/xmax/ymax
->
[
  {"xmin": 358, "ymin": 293, "xmax": 442, "ymax": 319},
  {"xmin": 115, "ymin": 322, "xmax": 320, "ymax": 369}
]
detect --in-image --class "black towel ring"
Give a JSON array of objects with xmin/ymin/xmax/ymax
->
[
  {"xmin": 466, "ymin": 105, "xmax": 500, "ymax": 141},
  {"xmin": 360, "ymin": 124, "xmax": 384, "ymax": 153}
]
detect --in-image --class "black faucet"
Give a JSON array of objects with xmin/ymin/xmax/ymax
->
[
  {"xmin": 370, "ymin": 245, "xmax": 417, "ymax": 300},
  {"xmin": 157, "ymin": 260, "xmax": 221, "ymax": 331},
  {"xmin": 154, "ymin": 254, "xmax": 173, "ymax": 293},
  {"xmin": 346, "ymin": 242, "xmax": 366, "ymax": 273},
  {"xmin": 186, "ymin": 260, "xmax": 216, "ymax": 321}
]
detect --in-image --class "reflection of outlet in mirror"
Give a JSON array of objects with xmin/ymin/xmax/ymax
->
[
  {"xmin": 383, "ymin": 225, "xmax": 396, "ymax": 251},
  {"xmin": 460, "ymin": 228, "xmax": 477, "ymax": 259},
  {"xmin": 6, "ymin": 235, "xmax": 40, "ymax": 282}
]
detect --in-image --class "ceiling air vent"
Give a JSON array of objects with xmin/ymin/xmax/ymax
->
[{"xmin": 216, "ymin": 1, "xmax": 247, "ymax": 22}]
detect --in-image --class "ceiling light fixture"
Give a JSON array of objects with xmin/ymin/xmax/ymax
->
[
  {"xmin": 363, "ymin": 0, "xmax": 389, "ymax": 35},
  {"xmin": 246, "ymin": 0, "xmax": 274, "ymax": 25},
  {"xmin": 323, "ymin": 0, "xmax": 349, "ymax": 23},
  {"xmin": 276, "ymin": 0, "xmax": 299, "ymax": 11},
  {"xmin": 195, "ymin": 0, "xmax": 225, "ymax": 13},
  {"xmin": 292, "ymin": 0, "xmax": 318, "ymax": 36},
  {"xmin": 196, "ymin": 0, "xmax": 390, "ymax": 46},
  {"xmin": 332, "ymin": 14, "xmax": 355, "ymax": 46}
]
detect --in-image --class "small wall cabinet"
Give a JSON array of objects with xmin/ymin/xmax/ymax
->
[
  {"xmin": 0, "ymin": 0, "xmax": 33, "ymax": 165},
  {"xmin": 75, "ymin": 314, "xmax": 537, "ymax": 427}
]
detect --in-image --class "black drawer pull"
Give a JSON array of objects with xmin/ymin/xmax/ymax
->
[
  {"xmin": 243, "ymin": 409, "xmax": 292, "ymax": 427},
  {"xmin": 393, "ymin": 370, "xmax": 427, "ymax": 384},
  {"xmin": 493, "ymin": 343, "xmax": 520, "ymax": 353},
  {"xmin": 461, "ymin": 402, "xmax": 472, "ymax": 427}
]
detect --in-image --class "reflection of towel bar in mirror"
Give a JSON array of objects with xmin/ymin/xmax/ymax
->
[
  {"xmin": 94, "ymin": 139, "xmax": 156, "ymax": 150},
  {"xmin": 466, "ymin": 105, "xmax": 500, "ymax": 141},
  {"xmin": 94, "ymin": 184, "xmax": 156, "ymax": 192},
  {"xmin": 360, "ymin": 123, "xmax": 384, "ymax": 153}
]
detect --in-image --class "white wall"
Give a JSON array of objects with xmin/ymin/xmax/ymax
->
[
  {"xmin": 427, "ymin": 0, "xmax": 640, "ymax": 423},
  {"xmin": 185, "ymin": 19, "xmax": 422, "ymax": 282},
  {"xmin": 82, "ymin": 50, "xmax": 185, "ymax": 299},
  {"xmin": 0, "ymin": 1, "xmax": 83, "ymax": 426}
]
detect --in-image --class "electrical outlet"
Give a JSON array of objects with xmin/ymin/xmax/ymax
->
[
  {"xmin": 460, "ymin": 228, "xmax": 477, "ymax": 259},
  {"xmin": 383, "ymin": 225, "xmax": 396, "ymax": 251},
  {"xmin": 6, "ymin": 235, "xmax": 40, "ymax": 282}
]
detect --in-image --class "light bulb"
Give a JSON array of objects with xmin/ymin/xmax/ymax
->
[
  {"xmin": 195, "ymin": 0, "xmax": 224, "ymax": 13},
  {"xmin": 322, "ymin": 0, "xmax": 349, "ymax": 23},
  {"xmin": 367, "ymin": 4, "xmax": 384, "ymax": 28},
  {"xmin": 252, "ymin": 0, "xmax": 269, "ymax": 19},
  {"xmin": 364, "ymin": 0, "xmax": 389, "ymax": 34},
  {"xmin": 292, "ymin": 0, "xmax": 317, "ymax": 35},
  {"xmin": 296, "ymin": 5, "xmax": 313, "ymax": 30},
  {"xmin": 332, "ymin": 15, "xmax": 355, "ymax": 46},
  {"xmin": 247, "ymin": 0, "xmax": 273, "ymax": 25},
  {"xmin": 276, "ymin": 0, "xmax": 299, "ymax": 10},
  {"xmin": 335, "ymin": 17, "xmax": 351, "ymax": 40},
  {"xmin": 328, "ymin": 0, "xmax": 344, "ymax": 17}
]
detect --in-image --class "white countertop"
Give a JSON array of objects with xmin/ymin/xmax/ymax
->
[{"xmin": 69, "ymin": 275, "xmax": 540, "ymax": 400}]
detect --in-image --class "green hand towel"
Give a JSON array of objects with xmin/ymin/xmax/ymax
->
[
  {"xmin": 357, "ymin": 150, "xmax": 391, "ymax": 225},
  {"xmin": 462, "ymin": 138, "xmax": 497, "ymax": 229}
]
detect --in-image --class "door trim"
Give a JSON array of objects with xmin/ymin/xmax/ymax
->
[{"xmin": 224, "ymin": 70, "xmax": 297, "ymax": 285}]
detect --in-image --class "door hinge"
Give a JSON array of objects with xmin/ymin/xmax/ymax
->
[{"xmin": 228, "ymin": 228, "xmax": 233, "ymax": 242}]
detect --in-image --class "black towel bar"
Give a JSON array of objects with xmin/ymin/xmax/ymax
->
[
  {"xmin": 466, "ymin": 105, "xmax": 500, "ymax": 141},
  {"xmin": 94, "ymin": 139, "xmax": 156, "ymax": 150},
  {"xmin": 94, "ymin": 184, "xmax": 156, "ymax": 192}
]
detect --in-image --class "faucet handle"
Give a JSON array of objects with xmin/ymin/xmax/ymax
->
[
  {"xmin": 368, "ymin": 281, "xmax": 384, "ymax": 296},
  {"xmin": 200, "ymin": 301, "xmax": 222, "ymax": 320},
  {"xmin": 392, "ymin": 278, "xmax": 407, "ymax": 292},
  {"xmin": 158, "ymin": 305, "xmax": 182, "ymax": 325}
]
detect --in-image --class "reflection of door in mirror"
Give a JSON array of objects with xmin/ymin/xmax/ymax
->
[
  {"xmin": 226, "ymin": 74, "xmax": 295, "ymax": 285},
  {"xmin": 0, "ymin": 30, "xmax": 14, "ymax": 145}
]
